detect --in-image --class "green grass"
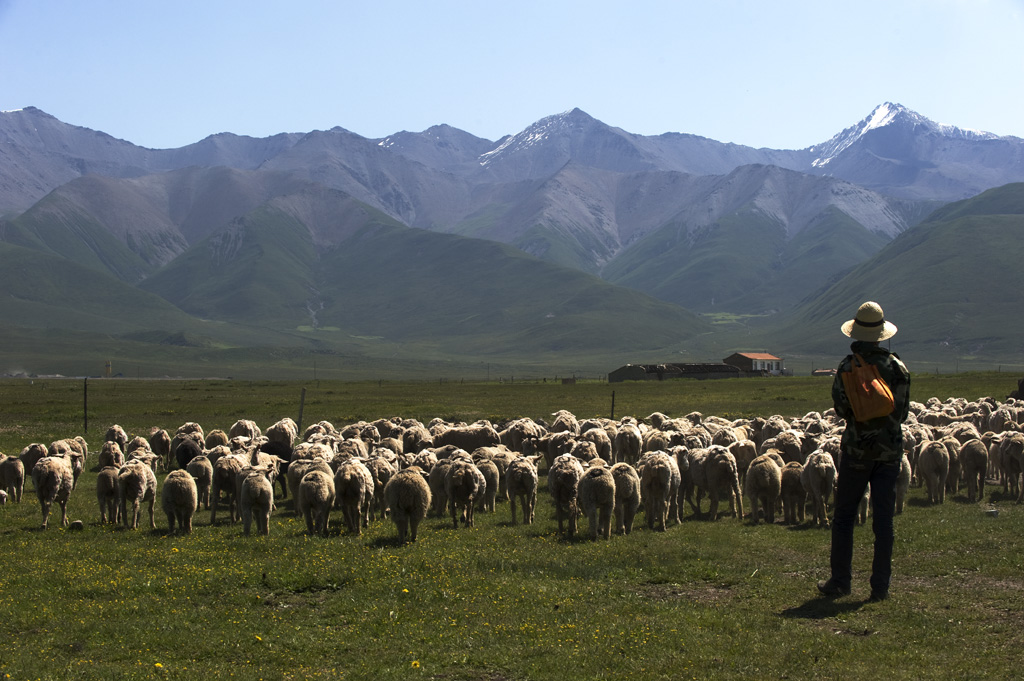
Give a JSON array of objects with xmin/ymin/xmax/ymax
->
[{"xmin": 1, "ymin": 375, "xmax": 1022, "ymax": 680}]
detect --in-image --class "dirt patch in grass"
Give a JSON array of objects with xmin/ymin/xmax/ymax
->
[{"xmin": 631, "ymin": 581, "xmax": 732, "ymax": 605}]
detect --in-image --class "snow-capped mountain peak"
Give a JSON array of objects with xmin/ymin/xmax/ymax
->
[
  {"xmin": 478, "ymin": 108, "xmax": 595, "ymax": 166},
  {"xmin": 809, "ymin": 102, "xmax": 999, "ymax": 168}
]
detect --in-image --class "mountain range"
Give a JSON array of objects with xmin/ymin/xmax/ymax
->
[{"xmin": 1, "ymin": 103, "xmax": 1022, "ymax": 378}]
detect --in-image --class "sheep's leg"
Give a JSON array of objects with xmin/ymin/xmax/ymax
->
[{"xmin": 40, "ymin": 499, "xmax": 51, "ymax": 529}]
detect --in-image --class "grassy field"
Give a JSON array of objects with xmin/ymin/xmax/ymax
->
[{"xmin": 0, "ymin": 375, "xmax": 1022, "ymax": 680}]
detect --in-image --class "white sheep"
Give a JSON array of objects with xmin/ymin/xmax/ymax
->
[
  {"xmin": 919, "ymin": 440, "xmax": 950, "ymax": 504},
  {"xmin": 474, "ymin": 458, "xmax": 500, "ymax": 513},
  {"xmin": 609, "ymin": 462, "xmax": 641, "ymax": 535},
  {"xmin": 229, "ymin": 419, "xmax": 262, "ymax": 441},
  {"xmin": 547, "ymin": 454, "xmax": 584, "ymax": 537},
  {"xmin": 958, "ymin": 438, "xmax": 988, "ymax": 504},
  {"xmin": 366, "ymin": 455, "xmax": 398, "ymax": 521},
  {"xmin": 744, "ymin": 454, "xmax": 782, "ymax": 525},
  {"xmin": 779, "ymin": 461, "xmax": 806, "ymax": 524},
  {"xmin": 239, "ymin": 469, "xmax": 274, "ymax": 537},
  {"xmin": 688, "ymin": 445, "xmax": 743, "ymax": 521},
  {"xmin": 639, "ymin": 451, "xmax": 677, "ymax": 531},
  {"xmin": 49, "ymin": 438, "xmax": 88, "ymax": 490},
  {"xmin": 32, "ymin": 455, "xmax": 75, "ymax": 529},
  {"xmin": 148, "ymin": 428, "xmax": 171, "ymax": 471},
  {"xmin": 0, "ymin": 453, "xmax": 25, "ymax": 503},
  {"xmin": 896, "ymin": 453, "xmax": 912, "ymax": 514},
  {"xmin": 506, "ymin": 456, "xmax": 541, "ymax": 525},
  {"xmin": 384, "ymin": 466, "xmax": 432, "ymax": 543},
  {"xmin": 432, "ymin": 423, "xmax": 501, "ymax": 452},
  {"xmin": 210, "ymin": 452, "xmax": 247, "ymax": 524},
  {"xmin": 614, "ymin": 423, "xmax": 643, "ymax": 465},
  {"xmin": 299, "ymin": 469, "xmax": 335, "ymax": 536},
  {"xmin": 118, "ymin": 460, "xmax": 157, "ymax": 530},
  {"xmin": 428, "ymin": 458, "xmax": 455, "ymax": 517},
  {"xmin": 162, "ymin": 469, "xmax": 199, "ymax": 534},
  {"xmin": 96, "ymin": 465, "xmax": 120, "ymax": 524},
  {"xmin": 98, "ymin": 441, "xmax": 125, "ymax": 470},
  {"xmin": 104, "ymin": 424, "xmax": 129, "ymax": 456},
  {"xmin": 445, "ymin": 459, "xmax": 484, "ymax": 528},
  {"xmin": 288, "ymin": 458, "xmax": 334, "ymax": 517},
  {"xmin": 18, "ymin": 443, "xmax": 49, "ymax": 481},
  {"xmin": 186, "ymin": 455, "xmax": 214, "ymax": 510},
  {"xmin": 265, "ymin": 417, "xmax": 298, "ymax": 449},
  {"xmin": 801, "ymin": 451, "xmax": 836, "ymax": 528},
  {"xmin": 578, "ymin": 464, "xmax": 616, "ymax": 539},
  {"xmin": 334, "ymin": 458, "xmax": 375, "ymax": 535}
]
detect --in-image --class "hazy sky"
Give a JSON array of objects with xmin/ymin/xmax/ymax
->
[{"xmin": 2, "ymin": 0, "xmax": 1022, "ymax": 150}]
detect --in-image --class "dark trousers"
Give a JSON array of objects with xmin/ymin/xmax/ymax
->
[{"xmin": 829, "ymin": 454, "xmax": 900, "ymax": 595}]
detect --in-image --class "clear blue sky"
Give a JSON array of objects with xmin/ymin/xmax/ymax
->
[{"xmin": 2, "ymin": 0, "xmax": 1022, "ymax": 150}]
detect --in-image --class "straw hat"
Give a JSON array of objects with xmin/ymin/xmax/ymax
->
[{"xmin": 841, "ymin": 301, "xmax": 898, "ymax": 341}]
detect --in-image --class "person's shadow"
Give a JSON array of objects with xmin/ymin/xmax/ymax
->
[{"xmin": 779, "ymin": 597, "xmax": 865, "ymax": 619}]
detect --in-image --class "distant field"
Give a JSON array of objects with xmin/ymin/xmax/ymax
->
[{"xmin": 1, "ymin": 375, "xmax": 1022, "ymax": 680}]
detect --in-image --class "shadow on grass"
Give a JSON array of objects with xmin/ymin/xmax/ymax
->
[{"xmin": 779, "ymin": 597, "xmax": 865, "ymax": 620}]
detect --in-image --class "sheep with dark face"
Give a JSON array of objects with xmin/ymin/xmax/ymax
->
[
  {"xmin": 175, "ymin": 436, "xmax": 204, "ymax": 472},
  {"xmin": 170, "ymin": 423, "xmax": 205, "ymax": 470}
]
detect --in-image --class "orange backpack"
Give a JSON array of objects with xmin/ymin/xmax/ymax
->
[{"xmin": 840, "ymin": 353, "xmax": 895, "ymax": 422}]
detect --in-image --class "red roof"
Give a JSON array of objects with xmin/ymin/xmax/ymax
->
[{"xmin": 734, "ymin": 352, "xmax": 781, "ymax": 361}]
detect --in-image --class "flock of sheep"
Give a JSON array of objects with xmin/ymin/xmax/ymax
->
[{"xmin": 1, "ymin": 394, "xmax": 1022, "ymax": 542}]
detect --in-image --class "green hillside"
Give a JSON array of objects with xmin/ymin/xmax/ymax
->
[
  {"xmin": 1, "ymin": 192, "xmax": 153, "ymax": 282},
  {"xmin": 140, "ymin": 206, "xmax": 320, "ymax": 328},
  {"xmin": 312, "ymin": 220, "xmax": 712, "ymax": 357},
  {"xmin": 768, "ymin": 183, "xmax": 1024, "ymax": 366}
]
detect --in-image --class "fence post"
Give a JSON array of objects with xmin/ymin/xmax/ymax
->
[
  {"xmin": 297, "ymin": 387, "xmax": 307, "ymax": 436},
  {"xmin": 610, "ymin": 390, "xmax": 615, "ymax": 420}
]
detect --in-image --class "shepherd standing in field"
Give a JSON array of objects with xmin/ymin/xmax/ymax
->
[{"xmin": 818, "ymin": 301, "xmax": 911, "ymax": 603}]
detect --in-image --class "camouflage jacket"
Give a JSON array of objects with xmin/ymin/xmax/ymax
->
[{"xmin": 831, "ymin": 341, "xmax": 911, "ymax": 462}]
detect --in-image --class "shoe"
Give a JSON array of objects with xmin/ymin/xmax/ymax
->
[
  {"xmin": 817, "ymin": 579, "xmax": 850, "ymax": 598},
  {"xmin": 867, "ymin": 590, "xmax": 889, "ymax": 603}
]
